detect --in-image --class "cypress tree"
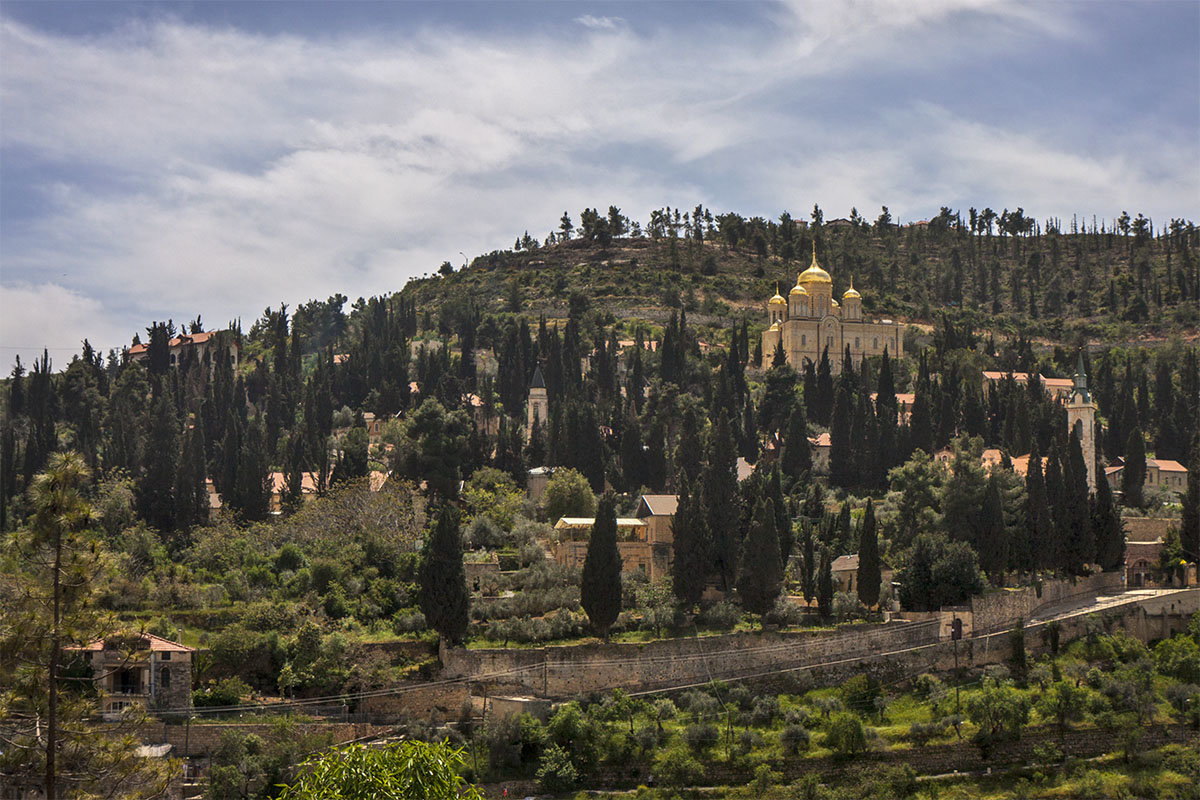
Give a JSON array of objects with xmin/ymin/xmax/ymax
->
[
  {"xmin": 817, "ymin": 547, "xmax": 834, "ymax": 619},
  {"xmin": 620, "ymin": 410, "xmax": 647, "ymax": 492},
  {"xmin": 581, "ymin": 492, "xmax": 623, "ymax": 639},
  {"xmin": 675, "ymin": 406, "xmax": 704, "ymax": 488},
  {"xmin": 979, "ymin": 475, "xmax": 1008, "ymax": 584},
  {"xmin": 801, "ymin": 520, "xmax": 816, "ymax": 604},
  {"xmin": 909, "ymin": 357, "xmax": 934, "ymax": 454},
  {"xmin": 768, "ymin": 466, "xmax": 792, "ymax": 568},
  {"xmin": 829, "ymin": 382, "xmax": 855, "ymax": 488},
  {"xmin": 1180, "ymin": 446, "xmax": 1199, "ymax": 563},
  {"xmin": 1062, "ymin": 428, "xmax": 1096, "ymax": 574},
  {"xmin": 856, "ymin": 499, "xmax": 881, "ymax": 608},
  {"xmin": 419, "ymin": 503, "xmax": 470, "ymax": 645},
  {"xmin": 780, "ymin": 401, "xmax": 812, "ymax": 483},
  {"xmin": 702, "ymin": 413, "xmax": 742, "ymax": 590},
  {"xmin": 740, "ymin": 396, "xmax": 759, "ymax": 462},
  {"xmin": 235, "ymin": 416, "xmax": 272, "ymax": 522},
  {"xmin": 1092, "ymin": 475, "xmax": 1125, "ymax": 572},
  {"xmin": 671, "ymin": 479, "xmax": 709, "ymax": 607},
  {"xmin": 140, "ymin": 385, "xmax": 179, "ymax": 531},
  {"xmin": 1122, "ymin": 427, "xmax": 1146, "ymax": 508},
  {"xmin": 814, "ymin": 347, "xmax": 834, "ymax": 426},
  {"xmin": 737, "ymin": 497, "xmax": 783, "ymax": 622},
  {"xmin": 174, "ymin": 411, "xmax": 208, "ymax": 529},
  {"xmin": 1043, "ymin": 441, "xmax": 1066, "ymax": 571},
  {"xmin": 282, "ymin": 430, "xmax": 307, "ymax": 515},
  {"xmin": 760, "ymin": 356, "xmax": 797, "ymax": 437}
]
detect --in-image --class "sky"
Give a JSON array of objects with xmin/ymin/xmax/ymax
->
[{"xmin": 1, "ymin": 0, "xmax": 1197, "ymax": 369}]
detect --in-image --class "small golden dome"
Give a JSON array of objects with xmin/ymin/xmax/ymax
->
[
  {"xmin": 843, "ymin": 276, "xmax": 861, "ymax": 300},
  {"xmin": 769, "ymin": 282, "xmax": 786, "ymax": 306},
  {"xmin": 789, "ymin": 282, "xmax": 808, "ymax": 296},
  {"xmin": 769, "ymin": 320, "xmax": 782, "ymax": 331},
  {"xmin": 797, "ymin": 241, "xmax": 832, "ymax": 285},
  {"xmin": 832, "ymin": 299, "xmax": 840, "ymax": 308}
]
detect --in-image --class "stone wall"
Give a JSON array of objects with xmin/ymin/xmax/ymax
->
[
  {"xmin": 442, "ymin": 620, "xmax": 941, "ymax": 698},
  {"xmin": 968, "ymin": 572, "xmax": 1122, "ymax": 635}
]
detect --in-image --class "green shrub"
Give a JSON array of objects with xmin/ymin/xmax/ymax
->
[
  {"xmin": 840, "ymin": 674, "xmax": 881, "ymax": 716},
  {"xmin": 821, "ymin": 712, "xmax": 866, "ymax": 756},
  {"xmin": 780, "ymin": 724, "xmax": 810, "ymax": 755},
  {"xmin": 683, "ymin": 723, "xmax": 719, "ymax": 755},
  {"xmin": 536, "ymin": 744, "xmax": 578, "ymax": 793},
  {"xmin": 653, "ymin": 748, "xmax": 704, "ymax": 788}
]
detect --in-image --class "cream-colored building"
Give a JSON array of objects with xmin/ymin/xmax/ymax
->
[{"xmin": 762, "ymin": 246, "xmax": 904, "ymax": 372}]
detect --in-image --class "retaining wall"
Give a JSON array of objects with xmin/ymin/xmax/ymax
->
[{"xmin": 442, "ymin": 620, "xmax": 941, "ymax": 698}]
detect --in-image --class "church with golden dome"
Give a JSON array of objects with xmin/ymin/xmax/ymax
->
[{"xmin": 762, "ymin": 245, "xmax": 905, "ymax": 373}]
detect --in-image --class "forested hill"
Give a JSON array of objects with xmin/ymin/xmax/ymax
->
[{"xmin": 401, "ymin": 206, "xmax": 1199, "ymax": 345}]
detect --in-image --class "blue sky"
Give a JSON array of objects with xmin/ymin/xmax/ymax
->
[{"xmin": 1, "ymin": 0, "xmax": 1197, "ymax": 367}]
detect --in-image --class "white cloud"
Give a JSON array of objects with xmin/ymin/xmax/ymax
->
[
  {"xmin": 0, "ymin": 283, "xmax": 130, "ymax": 366},
  {"xmin": 575, "ymin": 15, "xmax": 624, "ymax": 31},
  {"xmin": 0, "ymin": 5, "xmax": 1194, "ymax": 369}
]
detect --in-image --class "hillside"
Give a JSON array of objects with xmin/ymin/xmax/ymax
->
[{"xmin": 399, "ymin": 210, "xmax": 1199, "ymax": 348}]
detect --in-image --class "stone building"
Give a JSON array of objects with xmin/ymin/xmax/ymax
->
[
  {"xmin": 761, "ymin": 244, "xmax": 905, "ymax": 373},
  {"xmin": 72, "ymin": 632, "xmax": 194, "ymax": 719},
  {"xmin": 128, "ymin": 329, "xmax": 239, "ymax": 370},
  {"xmin": 1065, "ymin": 352, "xmax": 1098, "ymax": 492}
]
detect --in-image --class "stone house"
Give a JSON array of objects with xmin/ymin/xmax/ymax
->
[
  {"xmin": 128, "ymin": 330, "xmax": 239, "ymax": 370},
  {"xmin": 1104, "ymin": 458, "xmax": 1189, "ymax": 495},
  {"xmin": 552, "ymin": 516, "xmax": 666, "ymax": 579},
  {"xmin": 71, "ymin": 632, "xmax": 194, "ymax": 719},
  {"xmin": 830, "ymin": 554, "xmax": 894, "ymax": 598}
]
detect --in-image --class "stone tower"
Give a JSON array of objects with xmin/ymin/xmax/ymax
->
[
  {"xmin": 526, "ymin": 365, "xmax": 548, "ymax": 438},
  {"xmin": 1066, "ymin": 350, "xmax": 1098, "ymax": 492}
]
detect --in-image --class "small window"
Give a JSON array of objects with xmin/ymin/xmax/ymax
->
[
  {"xmin": 160, "ymin": 668, "xmax": 171, "ymax": 689},
  {"xmin": 855, "ymin": 337, "xmax": 860, "ymax": 348},
  {"xmin": 801, "ymin": 335, "xmax": 806, "ymax": 346},
  {"xmin": 160, "ymin": 652, "xmax": 171, "ymax": 661},
  {"xmin": 874, "ymin": 338, "xmax": 878, "ymax": 349}
]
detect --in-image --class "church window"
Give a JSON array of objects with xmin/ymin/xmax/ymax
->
[
  {"xmin": 873, "ymin": 338, "xmax": 878, "ymax": 349},
  {"xmin": 801, "ymin": 335, "xmax": 806, "ymax": 346},
  {"xmin": 855, "ymin": 337, "xmax": 860, "ymax": 348}
]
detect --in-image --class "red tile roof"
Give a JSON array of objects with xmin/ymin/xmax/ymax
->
[
  {"xmin": 128, "ymin": 330, "xmax": 233, "ymax": 355},
  {"xmin": 73, "ymin": 632, "xmax": 194, "ymax": 653}
]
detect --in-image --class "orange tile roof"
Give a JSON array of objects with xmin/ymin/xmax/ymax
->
[
  {"xmin": 129, "ymin": 330, "xmax": 228, "ymax": 355},
  {"xmin": 73, "ymin": 632, "xmax": 194, "ymax": 653}
]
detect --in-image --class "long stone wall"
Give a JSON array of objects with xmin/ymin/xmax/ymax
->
[
  {"xmin": 968, "ymin": 572, "xmax": 1122, "ymax": 635},
  {"xmin": 442, "ymin": 620, "xmax": 941, "ymax": 698}
]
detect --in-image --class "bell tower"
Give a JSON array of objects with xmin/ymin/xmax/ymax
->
[
  {"xmin": 527, "ymin": 365, "xmax": 548, "ymax": 438},
  {"xmin": 1066, "ymin": 350, "xmax": 1098, "ymax": 492}
]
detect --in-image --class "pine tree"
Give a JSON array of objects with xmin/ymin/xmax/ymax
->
[
  {"xmin": 702, "ymin": 412, "xmax": 742, "ymax": 590},
  {"xmin": 1092, "ymin": 475, "xmax": 1125, "ymax": 572},
  {"xmin": 817, "ymin": 547, "xmax": 834, "ymax": 619},
  {"xmin": 581, "ymin": 493, "xmax": 623, "ymax": 639},
  {"xmin": 1122, "ymin": 427, "xmax": 1146, "ymax": 508},
  {"xmin": 419, "ymin": 504, "xmax": 470, "ymax": 645},
  {"xmin": 671, "ymin": 479, "xmax": 709, "ymax": 607},
  {"xmin": 777, "ymin": 405, "xmax": 810, "ymax": 492},
  {"xmin": 737, "ymin": 498, "xmax": 783, "ymax": 623},
  {"xmin": 856, "ymin": 499, "xmax": 881, "ymax": 608}
]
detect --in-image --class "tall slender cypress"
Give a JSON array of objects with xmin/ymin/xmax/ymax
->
[
  {"xmin": 671, "ymin": 479, "xmax": 709, "ymax": 607},
  {"xmin": 702, "ymin": 412, "xmax": 742, "ymax": 590},
  {"xmin": 829, "ymin": 383, "xmax": 854, "ymax": 488},
  {"xmin": 1122, "ymin": 427, "xmax": 1146, "ymax": 508},
  {"xmin": 737, "ymin": 498, "xmax": 783, "ymax": 622},
  {"xmin": 581, "ymin": 493, "xmax": 623, "ymax": 639},
  {"xmin": 856, "ymin": 499, "xmax": 881, "ymax": 608},
  {"xmin": 419, "ymin": 504, "xmax": 470, "ymax": 645},
  {"xmin": 1092, "ymin": 475, "xmax": 1125, "ymax": 572}
]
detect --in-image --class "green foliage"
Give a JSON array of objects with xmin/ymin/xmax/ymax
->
[
  {"xmin": 193, "ymin": 676, "xmax": 251, "ymax": 708},
  {"xmin": 841, "ymin": 674, "xmax": 882, "ymax": 716},
  {"xmin": 822, "ymin": 711, "xmax": 867, "ymax": 756},
  {"xmin": 581, "ymin": 493, "xmax": 623, "ymax": 638},
  {"xmin": 543, "ymin": 468, "xmax": 596, "ymax": 522},
  {"xmin": 278, "ymin": 740, "xmax": 481, "ymax": 800},
  {"xmin": 737, "ymin": 497, "xmax": 783, "ymax": 619},
  {"xmin": 419, "ymin": 504, "xmax": 470, "ymax": 645},
  {"xmin": 896, "ymin": 532, "xmax": 984, "ymax": 611},
  {"xmin": 1155, "ymin": 635, "xmax": 1200, "ymax": 683},
  {"xmin": 653, "ymin": 747, "xmax": 704, "ymax": 788},
  {"xmin": 536, "ymin": 743, "xmax": 578, "ymax": 792}
]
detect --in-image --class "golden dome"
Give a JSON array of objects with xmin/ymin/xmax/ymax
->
[
  {"xmin": 769, "ymin": 320, "xmax": 782, "ymax": 331},
  {"xmin": 769, "ymin": 283, "xmax": 786, "ymax": 306},
  {"xmin": 789, "ymin": 282, "xmax": 808, "ymax": 296},
  {"xmin": 831, "ymin": 299, "xmax": 840, "ymax": 308},
  {"xmin": 797, "ymin": 242, "xmax": 832, "ymax": 285},
  {"xmin": 842, "ymin": 276, "xmax": 861, "ymax": 300}
]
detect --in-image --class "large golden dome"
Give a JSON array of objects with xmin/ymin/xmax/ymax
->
[{"xmin": 797, "ymin": 243, "xmax": 832, "ymax": 285}]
